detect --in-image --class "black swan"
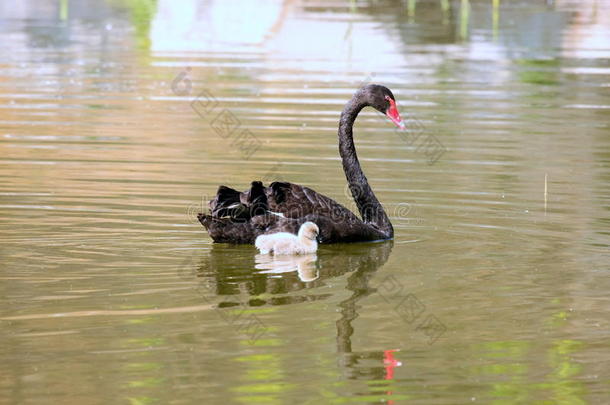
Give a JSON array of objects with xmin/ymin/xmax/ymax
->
[{"xmin": 198, "ymin": 84, "xmax": 405, "ymax": 244}]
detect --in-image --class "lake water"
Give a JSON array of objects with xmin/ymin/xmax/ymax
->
[{"xmin": 1, "ymin": 0, "xmax": 609, "ymax": 404}]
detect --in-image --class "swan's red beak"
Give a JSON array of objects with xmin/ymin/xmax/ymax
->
[{"xmin": 386, "ymin": 98, "xmax": 405, "ymax": 129}]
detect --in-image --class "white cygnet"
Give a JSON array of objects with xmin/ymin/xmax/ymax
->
[{"xmin": 255, "ymin": 222, "xmax": 319, "ymax": 255}]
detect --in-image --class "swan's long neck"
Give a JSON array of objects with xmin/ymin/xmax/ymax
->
[{"xmin": 338, "ymin": 93, "xmax": 393, "ymax": 237}]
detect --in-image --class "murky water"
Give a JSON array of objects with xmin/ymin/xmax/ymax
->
[{"xmin": 1, "ymin": 0, "xmax": 609, "ymax": 403}]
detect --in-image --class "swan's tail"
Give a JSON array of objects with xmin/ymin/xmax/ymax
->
[
  {"xmin": 197, "ymin": 213, "xmax": 257, "ymax": 244},
  {"xmin": 200, "ymin": 181, "xmax": 269, "ymax": 244},
  {"xmin": 209, "ymin": 181, "xmax": 268, "ymax": 220}
]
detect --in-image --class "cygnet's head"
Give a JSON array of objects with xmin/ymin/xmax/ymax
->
[{"xmin": 298, "ymin": 221, "xmax": 319, "ymax": 241}]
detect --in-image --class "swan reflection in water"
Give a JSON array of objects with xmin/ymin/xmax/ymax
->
[
  {"xmin": 195, "ymin": 241, "xmax": 393, "ymax": 303},
  {"xmin": 193, "ymin": 240, "xmax": 397, "ymax": 383}
]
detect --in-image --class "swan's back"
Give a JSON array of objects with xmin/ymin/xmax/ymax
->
[{"xmin": 201, "ymin": 180, "xmax": 387, "ymax": 244}]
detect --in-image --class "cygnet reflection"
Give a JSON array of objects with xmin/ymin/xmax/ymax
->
[{"xmin": 254, "ymin": 253, "xmax": 319, "ymax": 282}]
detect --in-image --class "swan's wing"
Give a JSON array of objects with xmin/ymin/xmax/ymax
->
[
  {"xmin": 266, "ymin": 182, "xmax": 361, "ymax": 222},
  {"xmin": 209, "ymin": 185, "xmax": 241, "ymax": 217},
  {"xmin": 208, "ymin": 180, "xmax": 360, "ymax": 223}
]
